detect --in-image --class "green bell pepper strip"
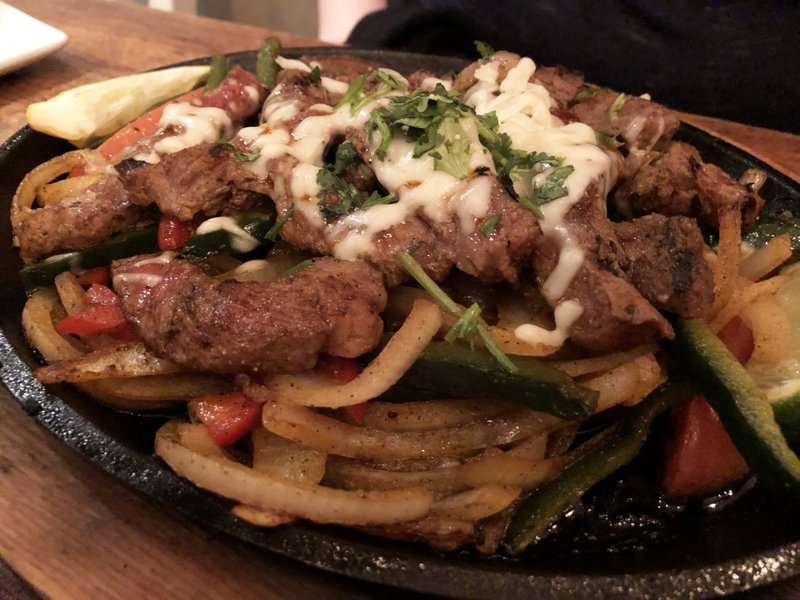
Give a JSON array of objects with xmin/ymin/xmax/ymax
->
[
  {"xmin": 204, "ymin": 55, "xmax": 231, "ymax": 91},
  {"xmin": 20, "ymin": 211, "xmax": 276, "ymax": 292},
  {"xmin": 394, "ymin": 339, "xmax": 599, "ymax": 421},
  {"xmin": 670, "ymin": 318, "xmax": 800, "ymax": 495},
  {"xmin": 503, "ymin": 376, "xmax": 694, "ymax": 554},
  {"xmin": 256, "ymin": 37, "xmax": 282, "ymax": 88}
]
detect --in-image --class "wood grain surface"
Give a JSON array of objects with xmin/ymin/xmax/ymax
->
[{"xmin": 0, "ymin": 1, "xmax": 798, "ymax": 598}]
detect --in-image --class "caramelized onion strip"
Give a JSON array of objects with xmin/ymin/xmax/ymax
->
[
  {"xmin": 34, "ymin": 342, "xmax": 187, "ymax": 383},
  {"xmin": 582, "ymin": 353, "xmax": 666, "ymax": 411},
  {"xmin": 711, "ymin": 205, "xmax": 743, "ymax": 317},
  {"xmin": 739, "ymin": 234, "xmax": 792, "ymax": 282},
  {"xmin": 323, "ymin": 456, "xmax": 465, "ymax": 498},
  {"xmin": 257, "ymin": 395, "xmax": 561, "ymax": 461},
  {"xmin": 429, "ymin": 485, "xmax": 520, "ymax": 521},
  {"xmin": 263, "ymin": 300, "xmax": 443, "ymax": 408},
  {"xmin": 359, "ymin": 399, "xmax": 514, "ymax": 432},
  {"xmin": 11, "ymin": 149, "xmax": 111, "ymax": 232},
  {"xmin": 740, "ymin": 294, "xmax": 790, "ymax": 363},
  {"xmin": 709, "ymin": 275, "xmax": 788, "ymax": 333},
  {"xmin": 155, "ymin": 420, "xmax": 434, "ymax": 525}
]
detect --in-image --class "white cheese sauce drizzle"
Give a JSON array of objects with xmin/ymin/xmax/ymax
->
[
  {"xmin": 234, "ymin": 55, "xmax": 619, "ymax": 346},
  {"xmin": 131, "ymin": 103, "xmax": 235, "ymax": 163}
]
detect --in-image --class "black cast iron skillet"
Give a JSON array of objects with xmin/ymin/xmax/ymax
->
[{"xmin": 2, "ymin": 48, "xmax": 800, "ymax": 599}]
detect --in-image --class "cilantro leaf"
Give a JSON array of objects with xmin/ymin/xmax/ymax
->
[
  {"xmin": 266, "ymin": 204, "xmax": 294, "ymax": 241},
  {"xmin": 480, "ymin": 214, "xmax": 501, "ymax": 237},
  {"xmin": 535, "ymin": 165, "xmax": 575, "ymax": 204},
  {"xmin": 474, "ymin": 40, "xmax": 495, "ymax": 58},
  {"xmin": 333, "ymin": 141, "xmax": 361, "ymax": 175},
  {"xmin": 399, "ymin": 252, "xmax": 518, "ymax": 373},
  {"xmin": 608, "ymin": 93, "xmax": 626, "ymax": 119},
  {"xmin": 215, "ymin": 140, "xmax": 260, "ymax": 162},
  {"xmin": 335, "ymin": 75, "xmax": 366, "ymax": 110},
  {"xmin": 595, "ymin": 129, "xmax": 624, "ymax": 149},
  {"xmin": 309, "ymin": 65, "xmax": 321, "ymax": 84},
  {"xmin": 284, "ymin": 258, "xmax": 313, "ymax": 276}
]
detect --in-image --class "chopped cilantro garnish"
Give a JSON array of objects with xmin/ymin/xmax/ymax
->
[
  {"xmin": 215, "ymin": 140, "xmax": 260, "ymax": 162},
  {"xmin": 364, "ymin": 82, "xmax": 574, "ymax": 216},
  {"xmin": 332, "ymin": 141, "xmax": 361, "ymax": 176},
  {"xmin": 480, "ymin": 214, "xmax": 501, "ymax": 237},
  {"xmin": 399, "ymin": 252, "xmax": 518, "ymax": 373},
  {"xmin": 474, "ymin": 40, "xmax": 495, "ymax": 58},
  {"xmin": 284, "ymin": 258, "xmax": 313, "ymax": 276},
  {"xmin": 445, "ymin": 302, "xmax": 482, "ymax": 346},
  {"xmin": 309, "ymin": 65, "xmax": 322, "ymax": 84},
  {"xmin": 317, "ymin": 141, "xmax": 396, "ymax": 216},
  {"xmin": 608, "ymin": 92, "xmax": 626, "ymax": 119},
  {"xmin": 265, "ymin": 204, "xmax": 294, "ymax": 241},
  {"xmin": 595, "ymin": 129, "xmax": 624, "ymax": 149},
  {"xmin": 335, "ymin": 75, "xmax": 366, "ymax": 110},
  {"xmin": 574, "ymin": 84, "xmax": 613, "ymax": 102},
  {"xmin": 336, "ymin": 69, "xmax": 406, "ymax": 115},
  {"xmin": 534, "ymin": 165, "xmax": 575, "ymax": 204}
]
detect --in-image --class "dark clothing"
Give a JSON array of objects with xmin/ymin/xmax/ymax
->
[{"xmin": 349, "ymin": 1, "xmax": 799, "ymax": 133}]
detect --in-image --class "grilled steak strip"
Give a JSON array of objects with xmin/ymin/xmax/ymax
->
[
  {"xmin": 614, "ymin": 214, "xmax": 714, "ymax": 318},
  {"xmin": 15, "ymin": 175, "xmax": 152, "ymax": 264},
  {"xmin": 119, "ymin": 143, "xmax": 266, "ymax": 221},
  {"xmin": 570, "ymin": 91, "xmax": 679, "ymax": 151},
  {"xmin": 531, "ymin": 185, "xmax": 673, "ymax": 351},
  {"xmin": 112, "ymin": 255, "xmax": 387, "ymax": 374},
  {"xmin": 613, "ymin": 141, "xmax": 764, "ymax": 228}
]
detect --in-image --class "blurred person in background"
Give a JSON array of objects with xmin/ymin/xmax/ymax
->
[{"xmin": 330, "ymin": 0, "xmax": 798, "ymax": 133}]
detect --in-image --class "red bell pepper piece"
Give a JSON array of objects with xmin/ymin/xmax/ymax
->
[
  {"xmin": 190, "ymin": 391, "xmax": 262, "ymax": 446},
  {"xmin": 76, "ymin": 266, "xmax": 111, "ymax": 287},
  {"xmin": 662, "ymin": 317, "xmax": 753, "ymax": 499},
  {"xmin": 157, "ymin": 214, "xmax": 196, "ymax": 251},
  {"xmin": 317, "ymin": 356, "xmax": 368, "ymax": 424},
  {"xmin": 55, "ymin": 284, "xmax": 138, "ymax": 341}
]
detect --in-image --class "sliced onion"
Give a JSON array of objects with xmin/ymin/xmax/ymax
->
[
  {"xmin": 549, "ymin": 344, "xmax": 658, "ymax": 377},
  {"xmin": 11, "ymin": 149, "xmax": 111, "ymax": 231},
  {"xmin": 429, "ymin": 485, "xmax": 520, "ymax": 521},
  {"xmin": 258, "ymin": 299, "xmax": 443, "ymax": 408},
  {"xmin": 323, "ymin": 456, "xmax": 465, "ymax": 498},
  {"xmin": 251, "ymin": 428, "xmax": 326, "ymax": 484},
  {"xmin": 359, "ymin": 398, "xmax": 514, "ymax": 432},
  {"xmin": 583, "ymin": 353, "xmax": 666, "ymax": 411},
  {"xmin": 457, "ymin": 450, "xmax": 569, "ymax": 490},
  {"xmin": 35, "ymin": 342, "xmax": 186, "ymax": 383},
  {"xmin": 259, "ymin": 398, "xmax": 560, "ymax": 461},
  {"xmin": 156, "ymin": 420, "xmax": 434, "ymax": 525}
]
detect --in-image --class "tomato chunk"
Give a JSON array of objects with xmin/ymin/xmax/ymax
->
[
  {"xmin": 662, "ymin": 316, "xmax": 753, "ymax": 499},
  {"xmin": 96, "ymin": 87, "xmax": 205, "ymax": 161},
  {"xmin": 157, "ymin": 214, "xmax": 195, "ymax": 251},
  {"xmin": 191, "ymin": 392, "xmax": 262, "ymax": 446},
  {"xmin": 55, "ymin": 284, "xmax": 137, "ymax": 341},
  {"xmin": 317, "ymin": 356, "xmax": 368, "ymax": 424},
  {"xmin": 76, "ymin": 266, "xmax": 111, "ymax": 287}
]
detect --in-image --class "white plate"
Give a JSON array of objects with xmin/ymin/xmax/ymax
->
[{"xmin": 0, "ymin": 2, "xmax": 67, "ymax": 75}]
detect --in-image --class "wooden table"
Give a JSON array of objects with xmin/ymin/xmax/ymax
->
[{"xmin": 0, "ymin": 1, "xmax": 798, "ymax": 598}]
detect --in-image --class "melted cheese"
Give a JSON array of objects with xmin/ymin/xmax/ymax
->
[
  {"xmin": 230, "ymin": 54, "xmax": 623, "ymax": 346},
  {"xmin": 514, "ymin": 300, "xmax": 584, "ymax": 346},
  {"xmin": 134, "ymin": 103, "xmax": 234, "ymax": 163},
  {"xmin": 195, "ymin": 216, "xmax": 260, "ymax": 253}
]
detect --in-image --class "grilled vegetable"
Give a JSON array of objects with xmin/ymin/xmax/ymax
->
[
  {"xmin": 504, "ymin": 377, "xmax": 693, "ymax": 554},
  {"xmin": 256, "ymin": 36, "xmax": 282, "ymax": 88},
  {"xmin": 26, "ymin": 66, "xmax": 211, "ymax": 148},
  {"xmin": 395, "ymin": 340, "xmax": 599, "ymax": 421},
  {"xmin": 671, "ymin": 318, "xmax": 800, "ymax": 495},
  {"xmin": 20, "ymin": 211, "xmax": 276, "ymax": 292}
]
